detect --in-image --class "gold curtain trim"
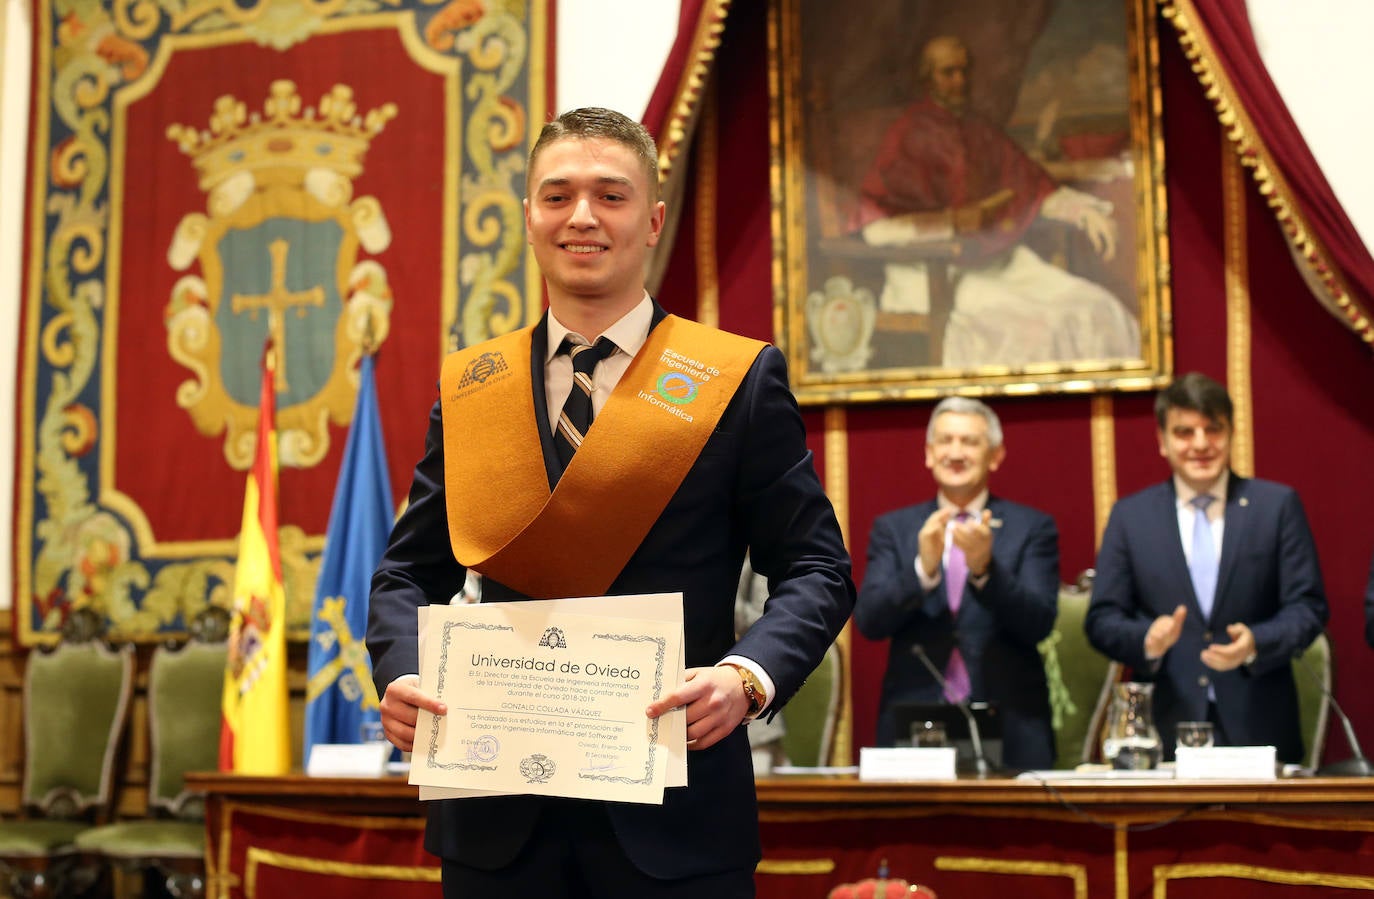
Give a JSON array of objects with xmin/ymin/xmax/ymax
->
[
  {"xmin": 1116, "ymin": 827, "xmax": 1129, "ymax": 899},
  {"xmin": 244, "ymin": 847, "xmax": 440, "ymax": 898},
  {"xmin": 936, "ymin": 856, "xmax": 1088, "ymax": 899},
  {"xmin": 1153, "ymin": 862, "xmax": 1374, "ymax": 896},
  {"xmin": 1090, "ymin": 395, "xmax": 1118, "ymax": 549},
  {"xmin": 695, "ymin": 80, "xmax": 720, "ymax": 328},
  {"xmin": 823, "ymin": 405, "xmax": 853, "ymax": 767},
  {"xmin": 1161, "ymin": 0, "xmax": 1374, "ymax": 348},
  {"xmin": 1221, "ymin": 146, "xmax": 1255, "ymax": 476},
  {"xmin": 656, "ymin": 0, "xmax": 733, "ymax": 185},
  {"xmin": 756, "ymin": 858, "xmax": 836, "ymax": 876}
]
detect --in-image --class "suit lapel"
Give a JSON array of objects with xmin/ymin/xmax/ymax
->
[
  {"xmin": 529, "ymin": 316, "xmax": 561, "ymax": 490},
  {"xmin": 985, "ymin": 495, "xmax": 1010, "ymax": 564},
  {"xmin": 1212, "ymin": 474, "xmax": 1249, "ymax": 622}
]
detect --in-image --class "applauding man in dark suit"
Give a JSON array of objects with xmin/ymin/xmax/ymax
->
[
  {"xmin": 366, "ymin": 107, "xmax": 853, "ymax": 898},
  {"xmin": 856, "ymin": 397, "xmax": 1061, "ymax": 770},
  {"xmin": 1085, "ymin": 372, "xmax": 1327, "ymax": 762}
]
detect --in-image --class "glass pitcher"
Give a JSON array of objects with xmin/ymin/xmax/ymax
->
[{"xmin": 1102, "ymin": 681, "xmax": 1162, "ymax": 770}]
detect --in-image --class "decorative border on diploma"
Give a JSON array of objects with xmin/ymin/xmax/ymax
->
[
  {"xmin": 577, "ymin": 632, "xmax": 668, "ymax": 787},
  {"xmin": 423, "ymin": 620, "xmax": 670, "ymax": 786},
  {"xmin": 425, "ymin": 619, "xmax": 514, "ymax": 772}
]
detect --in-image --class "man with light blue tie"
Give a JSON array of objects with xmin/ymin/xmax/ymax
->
[
  {"xmin": 1085, "ymin": 372, "xmax": 1328, "ymax": 762},
  {"xmin": 856, "ymin": 397, "xmax": 1061, "ymax": 770}
]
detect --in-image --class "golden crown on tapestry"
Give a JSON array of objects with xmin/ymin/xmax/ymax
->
[
  {"xmin": 167, "ymin": 79, "xmax": 397, "ymax": 195},
  {"xmin": 164, "ymin": 80, "xmax": 397, "ymax": 472}
]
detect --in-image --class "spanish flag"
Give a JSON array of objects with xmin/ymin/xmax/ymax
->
[{"xmin": 219, "ymin": 348, "xmax": 291, "ymax": 774}]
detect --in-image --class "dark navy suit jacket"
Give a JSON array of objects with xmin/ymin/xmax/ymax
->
[
  {"xmin": 1084, "ymin": 476, "xmax": 1327, "ymax": 762},
  {"xmin": 368, "ymin": 308, "xmax": 854, "ymax": 880},
  {"xmin": 855, "ymin": 496, "xmax": 1060, "ymax": 770}
]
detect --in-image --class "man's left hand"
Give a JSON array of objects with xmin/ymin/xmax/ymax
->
[
  {"xmin": 1201, "ymin": 622, "xmax": 1256, "ymax": 671},
  {"xmin": 645, "ymin": 666, "xmax": 749, "ymax": 750},
  {"xmin": 951, "ymin": 509, "xmax": 995, "ymax": 577}
]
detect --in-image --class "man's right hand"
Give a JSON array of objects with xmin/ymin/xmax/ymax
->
[
  {"xmin": 918, "ymin": 508, "xmax": 953, "ymax": 582},
  {"xmin": 379, "ymin": 673, "xmax": 447, "ymax": 753},
  {"xmin": 1144, "ymin": 605, "xmax": 1187, "ymax": 660}
]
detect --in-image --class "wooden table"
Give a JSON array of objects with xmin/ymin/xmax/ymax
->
[{"xmin": 188, "ymin": 772, "xmax": 1374, "ymax": 898}]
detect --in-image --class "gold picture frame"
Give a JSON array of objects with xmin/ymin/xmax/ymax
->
[{"xmin": 769, "ymin": 0, "xmax": 1170, "ymax": 403}]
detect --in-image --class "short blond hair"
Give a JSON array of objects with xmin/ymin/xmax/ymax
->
[{"xmin": 528, "ymin": 107, "xmax": 659, "ymax": 199}]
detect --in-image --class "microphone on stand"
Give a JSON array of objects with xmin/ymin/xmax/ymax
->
[
  {"xmin": 1293, "ymin": 642, "xmax": 1374, "ymax": 777},
  {"xmin": 911, "ymin": 644, "xmax": 992, "ymax": 778}
]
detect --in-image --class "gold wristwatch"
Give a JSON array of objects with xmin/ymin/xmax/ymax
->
[{"xmin": 724, "ymin": 663, "xmax": 766, "ymax": 717}]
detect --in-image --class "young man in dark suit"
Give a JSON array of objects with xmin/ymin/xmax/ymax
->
[
  {"xmin": 855, "ymin": 397, "xmax": 1061, "ymax": 770},
  {"xmin": 366, "ymin": 107, "xmax": 854, "ymax": 897},
  {"xmin": 1085, "ymin": 372, "xmax": 1327, "ymax": 762}
]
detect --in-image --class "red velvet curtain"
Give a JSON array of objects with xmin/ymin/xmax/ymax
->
[
  {"xmin": 1165, "ymin": 0, "xmax": 1374, "ymax": 347},
  {"xmin": 641, "ymin": 0, "xmax": 722, "ymax": 155}
]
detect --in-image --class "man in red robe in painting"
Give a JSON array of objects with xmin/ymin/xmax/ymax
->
[{"xmin": 851, "ymin": 35, "xmax": 1138, "ymax": 367}]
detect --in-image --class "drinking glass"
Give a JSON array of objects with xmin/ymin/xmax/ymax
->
[
  {"xmin": 1176, "ymin": 721, "xmax": 1214, "ymax": 749},
  {"xmin": 911, "ymin": 720, "xmax": 948, "ymax": 748}
]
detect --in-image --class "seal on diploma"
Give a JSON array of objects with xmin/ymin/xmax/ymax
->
[
  {"xmin": 519, "ymin": 753, "xmax": 556, "ymax": 784},
  {"xmin": 467, "ymin": 734, "xmax": 500, "ymax": 763}
]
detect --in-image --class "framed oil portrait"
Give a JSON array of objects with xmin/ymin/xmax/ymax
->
[{"xmin": 769, "ymin": 0, "xmax": 1171, "ymax": 403}]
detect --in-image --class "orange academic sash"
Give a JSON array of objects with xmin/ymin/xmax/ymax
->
[{"xmin": 439, "ymin": 315, "xmax": 766, "ymax": 599}]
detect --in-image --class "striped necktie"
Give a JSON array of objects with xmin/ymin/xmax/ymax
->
[{"xmin": 553, "ymin": 337, "xmax": 616, "ymax": 469}]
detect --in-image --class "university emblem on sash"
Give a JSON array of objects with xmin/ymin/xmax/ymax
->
[{"xmin": 164, "ymin": 80, "xmax": 397, "ymax": 469}]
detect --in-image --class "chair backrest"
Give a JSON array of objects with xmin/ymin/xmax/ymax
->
[
  {"xmin": 23, "ymin": 641, "xmax": 135, "ymax": 817},
  {"xmin": 780, "ymin": 643, "xmax": 843, "ymax": 767},
  {"xmin": 1292, "ymin": 632, "xmax": 1331, "ymax": 770},
  {"xmin": 148, "ymin": 640, "xmax": 228, "ymax": 817},
  {"xmin": 1037, "ymin": 573, "xmax": 1116, "ymax": 768}
]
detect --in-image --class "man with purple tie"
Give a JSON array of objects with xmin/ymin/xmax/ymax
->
[
  {"xmin": 856, "ymin": 397, "xmax": 1060, "ymax": 769},
  {"xmin": 1085, "ymin": 372, "xmax": 1328, "ymax": 762}
]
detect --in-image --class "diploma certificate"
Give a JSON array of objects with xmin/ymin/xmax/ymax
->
[{"xmin": 410, "ymin": 597, "xmax": 684, "ymax": 805}]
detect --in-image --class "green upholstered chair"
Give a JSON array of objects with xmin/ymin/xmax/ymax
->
[
  {"xmin": 780, "ymin": 643, "xmax": 843, "ymax": 767},
  {"xmin": 0, "ymin": 639, "xmax": 135, "ymax": 898},
  {"xmin": 1292, "ymin": 632, "xmax": 1331, "ymax": 770},
  {"xmin": 74, "ymin": 639, "xmax": 226, "ymax": 899},
  {"xmin": 1038, "ymin": 581, "xmax": 1332, "ymax": 769},
  {"xmin": 1037, "ymin": 572, "xmax": 1119, "ymax": 768}
]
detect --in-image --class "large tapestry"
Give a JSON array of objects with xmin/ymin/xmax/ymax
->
[{"xmin": 16, "ymin": 0, "xmax": 547, "ymax": 645}]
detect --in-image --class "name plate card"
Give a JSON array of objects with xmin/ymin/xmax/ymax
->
[
  {"xmin": 859, "ymin": 747, "xmax": 958, "ymax": 782},
  {"xmin": 306, "ymin": 742, "xmax": 391, "ymax": 778},
  {"xmin": 1175, "ymin": 745, "xmax": 1277, "ymax": 780}
]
